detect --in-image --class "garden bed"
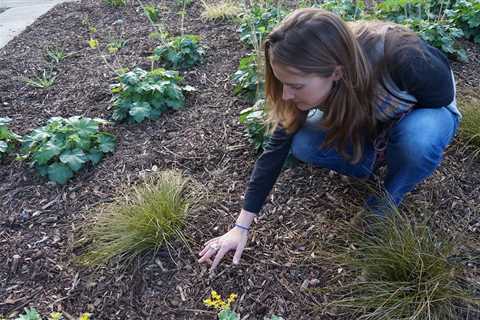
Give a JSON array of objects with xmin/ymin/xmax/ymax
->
[{"xmin": 0, "ymin": 0, "xmax": 479, "ymax": 319}]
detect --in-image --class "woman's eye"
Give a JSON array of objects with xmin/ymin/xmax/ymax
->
[{"xmin": 292, "ymin": 85, "xmax": 303, "ymax": 90}]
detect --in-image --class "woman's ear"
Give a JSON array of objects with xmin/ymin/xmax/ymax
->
[{"xmin": 332, "ymin": 66, "xmax": 343, "ymax": 81}]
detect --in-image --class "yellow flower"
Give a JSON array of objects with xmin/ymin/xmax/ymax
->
[
  {"xmin": 49, "ymin": 312, "xmax": 63, "ymax": 320},
  {"xmin": 79, "ymin": 313, "xmax": 91, "ymax": 320},
  {"xmin": 88, "ymin": 39, "xmax": 98, "ymax": 49},
  {"xmin": 203, "ymin": 290, "xmax": 238, "ymax": 311}
]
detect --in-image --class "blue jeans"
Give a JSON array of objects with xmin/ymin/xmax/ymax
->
[{"xmin": 291, "ymin": 104, "xmax": 460, "ymax": 215}]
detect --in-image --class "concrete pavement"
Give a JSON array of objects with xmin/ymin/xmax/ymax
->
[{"xmin": 0, "ymin": 0, "xmax": 78, "ymax": 48}]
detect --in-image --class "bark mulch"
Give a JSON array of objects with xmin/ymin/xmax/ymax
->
[{"xmin": 0, "ymin": 1, "xmax": 479, "ymax": 319}]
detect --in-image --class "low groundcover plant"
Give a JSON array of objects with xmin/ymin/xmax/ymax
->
[
  {"xmin": 20, "ymin": 116, "xmax": 116, "ymax": 184},
  {"xmin": 78, "ymin": 170, "xmax": 200, "ymax": 266},
  {"xmin": 111, "ymin": 67, "xmax": 195, "ymax": 123},
  {"xmin": 0, "ymin": 117, "xmax": 21, "ymax": 160},
  {"xmin": 152, "ymin": 34, "xmax": 205, "ymax": 70}
]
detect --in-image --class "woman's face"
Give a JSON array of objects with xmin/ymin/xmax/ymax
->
[{"xmin": 270, "ymin": 62, "xmax": 339, "ymax": 111}]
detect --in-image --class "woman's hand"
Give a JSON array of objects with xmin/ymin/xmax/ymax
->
[{"xmin": 198, "ymin": 226, "xmax": 249, "ymax": 274}]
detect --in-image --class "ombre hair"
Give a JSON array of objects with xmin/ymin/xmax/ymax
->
[{"xmin": 264, "ymin": 8, "xmax": 422, "ymax": 163}]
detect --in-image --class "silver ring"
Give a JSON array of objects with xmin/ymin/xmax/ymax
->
[{"xmin": 209, "ymin": 243, "xmax": 220, "ymax": 250}]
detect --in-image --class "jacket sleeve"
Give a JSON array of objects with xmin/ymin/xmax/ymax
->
[{"xmin": 242, "ymin": 125, "xmax": 293, "ymax": 214}]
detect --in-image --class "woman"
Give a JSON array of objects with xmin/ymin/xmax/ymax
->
[{"xmin": 198, "ymin": 8, "xmax": 461, "ymax": 273}]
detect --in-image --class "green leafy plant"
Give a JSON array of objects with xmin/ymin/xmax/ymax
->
[
  {"xmin": 106, "ymin": 38, "xmax": 127, "ymax": 54},
  {"xmin": 407, "ymin": 18, "xmax": 468, "ymax": 61},
  {"xmin": 23, "ymin": 69, "xmax": 57, "ymax": 89},
  {"xmin": 0, "ymin": 117, "xmax": 21, "ymax": 160},
  {"xmin": 447, "ymin": 0, "xmax": 480, "ymax": 44},
  {"xmin": 239, "ymin": 4, "xmax": 287, "ymax": 48},
  {"xmin": 111, "ymin": 67, "xmax": 195, "ymax": 123},
  {"xmin": 203, "ymin": 290, "xmax": 284, "ymax": 320},
  {"xmin": 320, "ymin": 0, "xmax": 366, "ymax": 21},
  {"xmin": 239, "ymin": 99, "xmax": 270, "ymax": 152},
  {"xmin": 20, "ymin": 116, "xmax": 116, "ymax": 184},
  {"xmin": 325, "ymin": 209, "xmax": 480, "ymax": 319},
  {"xmin": 15, "ymin": 308, "xmax": 41, "ymax": 320},
  {"xmin": 12, "ymin": 307, "xmax": 91, "ymax": 320},
  {"xmin": 144, "ymin": 4, "xmax": 160, "ymax": 23},
  {"xmin": 78, "ymin": 170, "xmax": 198, "ymax": 266},
  {"xmin": 151, "ymin": 35, "xmax": 204, "ymax": 70},
  {"xmin": 232, "ymin": 53, "xmax": 263, "ymax": 102},
  {"xmin": 103, "ymin": 0, "xmax": 126, "ymax": 7},
  {"xmin": 45, "ymin": 47, "xmax": 66, "ymax": 63}
]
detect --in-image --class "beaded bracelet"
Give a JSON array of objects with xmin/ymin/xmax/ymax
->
[{"xmin": 234, "ymin": 223, "xmax": 250, "ymax": 231}]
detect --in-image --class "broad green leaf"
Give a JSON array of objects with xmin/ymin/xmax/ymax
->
[
  {"xmin": 0, "ymin": 141, "xmax": 7, "ymax": 153},
  {"xmin": 59, "ymin": 149, "xmax": 87, "ymax": 172},
  {"xmin": 87, "ymin": 149, "xmax": 103, "ymax": 164},
  {"xmin": 67, "ymin": 117, "xmax": 99, "ymax": 137},
  {"xmin": 129, "ymin": 102, "xmax": 151, "ymax": 123},
  {"xmin": 47, "ymin": 162, "xmax": 74, "ymax": 184},
  {"xmin": 97, "ymin": 133, "xmax": 116, "ymax": 153},
  {"xmin": 33, "ymin": 141, "xmax": 62, "ymax": 165}
]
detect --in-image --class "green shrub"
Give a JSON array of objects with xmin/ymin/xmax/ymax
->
[
  {"xmin": 448, "ymin": 0, "xmax": 480, "ymax": 44},
  {"xmin": 78, "ymin": 170, "xmax": 197, "ymax": 266},
  {"xmin": 407, "ymin": 18, "xmax": 468, "ymax": 61},
  {"xmin": 0, "ymin": 117, "xmax": 21, "ymax": 160},
  {"xmin": 152, "ymin": 35, "xmax": 204, "ymax": 70},
  {"xmin": 45, "ymin": 47, "xmax": 66, "ymax": 63},
  {"xmin": 239, "ymin": 4, "xmax": 287, "ymax": 48},
  {"xmin": 239, "ymin": 99, "xmax": 270, "ymax": 152},
  {"xmin": 326, "ymin": 211, "xmax": 480, "ymax": 319},
  {"xmin": 232, "ymin": 53, "xmax": 263, "ymax": 102},
  {"xmin": 20, "ymin": 116, "xmax": 116, "ymax": 184},
  {"xmin": 320, "ymin": 0, "xmax": 366, "ymax": 21},
  {"xmin": 111, "ymin": 68, "xmax": 195, "ymax": 123}
]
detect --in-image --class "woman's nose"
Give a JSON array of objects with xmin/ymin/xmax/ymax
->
[{"xmin": 282, "ymin": 86, "xmax": 294, "ymax": 101}]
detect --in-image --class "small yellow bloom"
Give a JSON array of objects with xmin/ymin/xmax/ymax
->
[
  {"xmin": 49, "ymin": 312, "xmax": 63, "ymax": 320},
  {"xmin": 79, "ymin": 313, "xmax": 91, "ymax": 320},
  {"xmin": 88, "ymin": 39, "xmax": 98, "ymax": 49}
]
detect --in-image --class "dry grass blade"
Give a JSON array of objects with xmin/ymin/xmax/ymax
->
[
  {"xmin": 77, "ymin": 170, "xmax": 202, "ymax": 266},
  {"xmin": 200, "ymin": 0, "xmax": 243, "ymax": 21}
]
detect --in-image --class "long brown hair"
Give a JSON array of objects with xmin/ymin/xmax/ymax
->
[{"xmin": 264, "ymin": 8, "xmax": 420, "ymax": 163}]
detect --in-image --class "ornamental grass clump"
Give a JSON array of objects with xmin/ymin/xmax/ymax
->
[
  {"xmin": 458, "ymin": 94, "xmax": 480, "ymax": 157},
  {"xmin": 78, "ymin": 170, "xmax": 198, "ymax": 266},
  {"xmin": 20, "ymin": 116, "xmax": 116, "ymax": 184},
  {"xmin": 200, "ymin": 0, "xmax": 243, "ymax": 21},
  {"xmin": 326, "ymin": 210, "xmax": 480, "ymax": 319}
]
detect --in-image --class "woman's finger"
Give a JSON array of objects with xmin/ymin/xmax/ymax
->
[
  {"xmin": 198, "ymin": 248, "xmax": 217, "ymax": 263},
  {"xmin": 210, "ymin": 248, "xmax": 228, "ymax": 274},
  {"xmin": 232, "ymin": 241, "xmax": 246, "ymax": 264},
  {"xmin": 203, "ymin": 237, "xmax": 220, "ymax": 247}
]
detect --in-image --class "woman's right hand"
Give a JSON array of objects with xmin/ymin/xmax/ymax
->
[{"xmin": 198, "ymin": 226, "xmax": 249, "ymax": 274}]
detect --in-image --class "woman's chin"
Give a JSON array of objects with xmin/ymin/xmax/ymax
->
[{"xmin": 295, "ymin": 103, "xmax": 315, "ymax": 111}]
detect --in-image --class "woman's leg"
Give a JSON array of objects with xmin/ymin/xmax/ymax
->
[
  {"xmin": 291, "ymin": 110, "xmax": 376, "ymax": 178},
  {"xmin": 367, "ymin": 106, "xmax": 460, "ymax": 213}
]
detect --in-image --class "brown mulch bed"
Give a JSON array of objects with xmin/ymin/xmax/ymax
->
[{"xmin": 0, "ymin": 1, "xmax": 479, "ymax": 319}]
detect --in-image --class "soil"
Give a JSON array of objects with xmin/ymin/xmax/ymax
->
[{"xmin": 0, "ymin": 1, "xmax": 479, "ymax": 319}]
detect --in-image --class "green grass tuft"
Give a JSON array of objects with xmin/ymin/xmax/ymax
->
[
  {"xmin": 77, "ymin": 170, "xmax": 199, "ymax": 266},
  {"xmin": 324, "ymin": 208, "xmax": 480, "ymax": 319}
]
